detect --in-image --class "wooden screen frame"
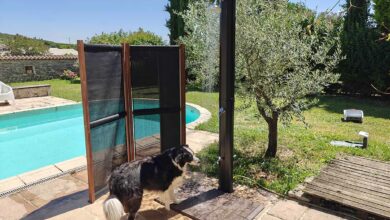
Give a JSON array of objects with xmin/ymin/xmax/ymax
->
[
  {"xmin": 122, "ymin": 43, "xmax": 135, "ymax": 162},
  {"xmin": 77, "ymin": 40, "xmax": 96, "ymax": 202},
  {"xmin": 179, "ymin": 44, "xmax": 186, "ymax": 145}
]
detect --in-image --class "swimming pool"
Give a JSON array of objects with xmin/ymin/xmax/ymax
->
[{"xmin": 0, "ymin": 103, "xmax": 200, "ymax": 179}]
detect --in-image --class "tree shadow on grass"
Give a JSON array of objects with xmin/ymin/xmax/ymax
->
[
  {"xmin": 195, "ymin": 143, "xmax": 304, "ymax": 194},
  {"xmin": 316, "ymin": 95, "xmax": 390, "ymax": 120}
]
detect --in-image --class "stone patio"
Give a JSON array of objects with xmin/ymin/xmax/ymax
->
[
  {"xmin": 0, "ymin": 96, "xmax": 76, "ymax": 115},
  {"xmin": 0, "ymin": 169, "xmax": 347, "ymax": 220}
]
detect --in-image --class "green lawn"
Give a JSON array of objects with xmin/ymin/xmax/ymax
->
[
  {"xmin": 187, "ymin": 92, "xmax": 390, "ymax": 194},
  {"xmin": 10, "ymin": 79, "xmax": 82, "ymax": 102},
  {"xmin": 10, "ymin": 80, "xmax": 390, "ymax": 194}
]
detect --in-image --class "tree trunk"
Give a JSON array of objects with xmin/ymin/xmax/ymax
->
[{"xmin": 265, "ymin": 112, "xmax": 278, "ymax": 158}]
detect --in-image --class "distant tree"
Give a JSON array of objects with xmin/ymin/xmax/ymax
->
[
  {"xmin": 371, "ymin": 0, "xmax": 390, "ymax": 92},
  {"xmin": 236, "ymin": 0, "xmax": 342, "ymax": 157},
  {"xmin": 339, "ymin": 0, "xmax": 375, "ymax": 95},
  {"xmin": 7, "ymin": 34, "xmax": 48, "ymax": 55},
  {"xmin": 166, "ymin": 0, "xmax": 220, "ymax": 45},
  {"xmin": 373, "ymin": 0, "xmax": 390, "ymax": 36},
  {"xmin": 88, "ymin": 28, "xmax": 164, "ymax": 45},
  {"xmin": 179, "ymin": 0, "xmax": 220, "ymax": 91},
  {"xmin": 166, "ymin": 0, "xmax": 192, "ymax": 45}
]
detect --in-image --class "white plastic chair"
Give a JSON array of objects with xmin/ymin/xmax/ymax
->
[{"xmin": 0, "ymin": 81, "xmax": 15, "ymax": 106}]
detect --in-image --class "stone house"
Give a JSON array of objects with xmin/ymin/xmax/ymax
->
[
  {"xmin": 0, "ymin": 55, "xmax": 78, "ymax": 83},
  {"xmin": 0, "ymin": 44, "xmax": 10, "ymax": 56}
]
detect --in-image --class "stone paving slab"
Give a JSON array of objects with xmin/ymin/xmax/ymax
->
[
  {"xmin": 55, "ymin": 156, "xmax": 86, "ymax": 172},
  {"xmin": 259, "ymin": 214, "xmax": 280, "ymax": 220},
  {"xmin": 301, "ymin": 208, "xmax": 343, "ymax": 220},
  {"xmin": 0, "ymin": 196, "xmax": 34, "ymax": 219},
  {"xmin": 18, "ymin": 165, "xmax": 62, "ymax": 185},
  {"xmin": 267, "ymin": 200, "xmax": 308, "ymax": 220},
  {"xmin": 186, "ymin": 130, "xmax": 218, "ymax": 153},
  {"xmin": 0, "ymin": 176, "xmax": 25, "ymax": 193}
]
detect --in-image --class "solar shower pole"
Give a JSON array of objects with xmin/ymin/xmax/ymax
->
[{"xmin": 219, "ymin": 0, "xmax": 236, "ymax": 193}]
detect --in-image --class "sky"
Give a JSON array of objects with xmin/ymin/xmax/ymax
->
[{"xmin": 0, "ymin": 0, "xmax": 342, "ymax": 44}]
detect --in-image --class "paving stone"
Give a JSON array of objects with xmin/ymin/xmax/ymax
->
[
  {"xmin": 301, "ymin": 208, "xmax": 341, "ymax": 220},
  {"xmin": 21, "ymin": 190, "xmax": 89, "ymax": 220},
  {"xmin": 21, "ymin": 175, "xmax": 87, "ymax": 207},
  {"xmin": 84, "ymin": 197, "xmax": 106, "ymax": 218},
  {"xmin": 259, "ymin": 214, "xmax": 281, "ymax": 220},
  {"xmin": 267, "ymin": 200, "xmax": 308, "ymax": 220},
  {"xmin": 0, "ymin": 196, "xmax": 34, "ymax": 219},
  {"xmin": 18, "ymin": 165, "xmax": 62, "ymax": 185},
  {"xmin": 47, "ymin": 207, "xmax": 100, "ymax": 220},
  {"xmin": 71, "ymin": 169, "xmax": 89, "ymax": 184},
  {"xmin": 0, "ymin": 176, "xmax": 25, "ymax": 192},
  {"xmin": 55, "ymin": 156, "xmax": 86, "ymax": 172}
]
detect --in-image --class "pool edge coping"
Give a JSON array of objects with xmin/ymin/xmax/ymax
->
[
  {"xmin": 0, "ymin": 102, "xmax": 211, "ymax": 197},
  {"xmin": 186, "ymin": 102, "xmax": 212, "ymax": 130},
  {"xmin": 0, "ymin": 97, "xmax": 78, "ymax": 116}
]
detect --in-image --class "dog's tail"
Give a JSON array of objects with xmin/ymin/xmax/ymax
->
[{"xmin": 103, "ymin": 194, "xmax": 125, "ymax": 220}]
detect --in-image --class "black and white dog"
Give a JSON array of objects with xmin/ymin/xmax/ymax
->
[{"xmin": 103, "ymin": 145, "xmax": 200, "ymax": 220}]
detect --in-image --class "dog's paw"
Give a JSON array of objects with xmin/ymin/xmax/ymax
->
[{"xmin": 173, "ymin": 198, "xmax": 184, "ymax": 204}]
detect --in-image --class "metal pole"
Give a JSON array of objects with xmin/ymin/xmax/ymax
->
[{"xmin": 219, "ymin": 0, "xmax": 236, "ymax": 193}]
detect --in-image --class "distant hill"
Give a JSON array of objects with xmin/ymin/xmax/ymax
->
[{"xmin": 0, "ymin": 33, "xmax": 75, "ymax": 49}]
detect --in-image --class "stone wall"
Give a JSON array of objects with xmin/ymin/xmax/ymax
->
[
  {"xmin": 12, "ymin": 85, "xmax": 51, "ymax": 99},
  {"xmin": 0, "ymin": 58, "xmax": 78, "ymax": 83}
]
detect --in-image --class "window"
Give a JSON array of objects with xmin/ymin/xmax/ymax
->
[{"xmin": 25, "ymin": 66, "xmax": 35, "ymax": 74}]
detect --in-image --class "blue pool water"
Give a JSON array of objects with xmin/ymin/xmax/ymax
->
[{"xmin": 0, "ymin": 103, "xmax": 200, "ymax": 179}]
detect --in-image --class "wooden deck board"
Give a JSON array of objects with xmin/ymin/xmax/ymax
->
[
  {"xmin": 303, "ymin": 156, "xmax": 390, "ymax": 219},
  {"xmin": 326, "ymin": 164, "xmax": 390, "ymax": 184},
  {"xmin": 331, "ymin": 160, "xmax": 390, "ymax": 179},
  {"xmin": 313, "ymin": 176, "xmax": 390, "ymax": 199},
  {"xmin": 342, "ymin": 156, "xmax": 390, "ymax": 171},
  {"xmin": 319, "ymin": 169, "xmax": 390, "ymax": 192}
]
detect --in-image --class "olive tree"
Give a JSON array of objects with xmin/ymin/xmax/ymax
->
[{"xmin": 236, "ymin": 0, "xmax": 342, "ymax": 157}]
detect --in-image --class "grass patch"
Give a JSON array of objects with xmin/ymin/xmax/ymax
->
[
  {"xmin": 10, "ymin": 79, "xmax": 82, "ymax": 102},
  {"xmin": 187, "ymin": 92, "xmax": 390, "ymax": 194}
]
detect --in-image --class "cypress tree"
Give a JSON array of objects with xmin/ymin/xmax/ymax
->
[
  {"xmin": 340, "ymin": 0, "xmax": 374, "ymax": 95},
  {"xmin": 165, "ymin": 0, "xmax": 191, "ymax": 45},
  {"xmin": 371, "ymin": 0, "xmax": 390, "ymax": 92},
  {"xmin": 373, "ymin": 0, "xmax": 390, "ymax": 34}
]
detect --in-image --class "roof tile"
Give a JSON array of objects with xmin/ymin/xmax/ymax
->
[{"xmin": 0, "ymin": 55, "xmax": 77, "ymax": 61}]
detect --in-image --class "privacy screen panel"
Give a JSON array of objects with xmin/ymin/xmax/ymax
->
[
  {"xmin": 133, "ymin": 114, "xmax": 161, "ymax": 158},
  {"xmin": 130, "ymin": 46, "xmax": 181, "ymax": 152},
  {"xmin": 84, "ymin": 44, "xmax": 127, "ymax": 194}
]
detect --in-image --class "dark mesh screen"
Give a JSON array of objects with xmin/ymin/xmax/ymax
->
[
  {"xmin": 84, "ymin": 44, "xmax": 127, "ymax": 194},
  {"xmin": 82, "ymin": 44, "xmax": 182, "ymax": 196},
  {"xmin": 134, "ymin": 114, "xmax": 161, "ymax": 158},
  {"xmin": 90, "ymin": 119, "xmax": 127, "ymax": 192},
  {"xmin": 130, "ymin": 46, "xmax": 181, "ymax": 152}
]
